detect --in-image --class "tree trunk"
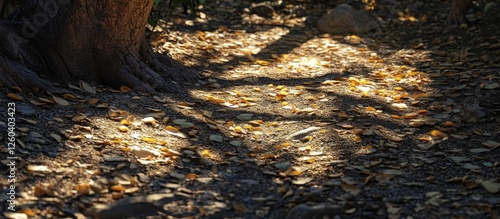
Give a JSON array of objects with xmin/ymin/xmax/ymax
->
[{"xmin": 0, "ymin": 0, "xmax": 201, "ymax": 92}]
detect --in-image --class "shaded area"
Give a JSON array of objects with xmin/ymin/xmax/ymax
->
[{"xmin": 1, "ymin": 0, "xmax": 499, "ymax": 219}]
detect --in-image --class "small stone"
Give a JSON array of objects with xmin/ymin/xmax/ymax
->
[
  {"xmin": 317, "ymin": 4, "xmax": 379, "ymax": 35},
  {"xmin": 249, "ymin": 3, "xmax": 275, "ymax": 18},
  {"xmin": 89, "ymin": 194, "xmax": 182, "ymax": 219}
]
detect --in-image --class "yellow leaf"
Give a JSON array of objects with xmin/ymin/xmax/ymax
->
[
  {"xmin": 141, "ymin": 137, "xmax": 157, "ymax": 143},
  {"xmin": 196, "ymin": 31, "xmax": 206, "ymax": 41},
  {"xmin": 201, "ymin": 149, "xmax": 211, "ymax": 157},
  {"xmin": 185, "ymin": 173, "xmax": 198, "ymax": 180},
  {"xmin": 365, "ymin": 106, "xmax": 376, "ymax": 111},
  {"xmin": 275, "ymin": 142, "xmax": 291, "ymax": 149},
  {"xmin": 419, "ymin": 136, "xmax": 433, "ymax": 141},
  {"xmin": 234, "ymin": 126, "xmax": 243, "ymax": 133},
  {"xmin": 261, "ymin": 152, "xmax": 275, "ymax": 159},
  {"xmin": 165, "ymin": 126, "xmax": 179, "ymax": 132},
  {"xmin": 255, "ymin": 59, "xmax": 270, "ymax": 66},
  {"xmin": 286, "ymin": 169, "xmax": 303, "ymax": 176},
  {"xmin": 120, "ymin": 119, "xmax": 130, "ymax": 125},
  {"xmin": 76, "ymin": 183, "xmax": 90, "ymax": 195},
  {"xmin": 430, "ymin": 130, "xmax": 447, "ymax": 138},
  {"xmin": 443, "ymin": 121, "xmax": 455, "ymax": 127},
  {"xmin": 19, "ymin": 208, "xmax": 36, "ymax": 217},
  {"xmin": 117, "ymin": 126, "xmax": 130, "ymax": 132},
  {"xmin": 110, "ymin": 184, "xmax": 126, "ymax": 192}
]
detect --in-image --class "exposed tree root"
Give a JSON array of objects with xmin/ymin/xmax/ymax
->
[
  {"xmin": 1, "ymin": 0, "xmax": 204, "ymax": 94},
  {"xmin": 139, "ymin": 40, "xmax": 205, "ymax": 90},
  {"xmin": 0, "ymin": 24, "xmax": 203, "ymax": 93},
  {"xmin": 96, "ymin": 41, "xmax": 204, "ymax": 93}
]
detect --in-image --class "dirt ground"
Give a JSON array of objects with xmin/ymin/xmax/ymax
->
[{"xmin": 1, "ymin": 0, "xmax": 499, "ymax": 218}]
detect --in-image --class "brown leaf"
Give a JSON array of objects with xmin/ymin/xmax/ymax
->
[
  {"xmin": 340, "ymin": 182, "xmax": 361, "ymax": 196},
  {"xmin": 76, "ymin": 183, "xmax": 90, "ymax": 195},
  {"xmin": 120, "ymin": 86, "xmax": 132, "ymax": 92},
  {"xmin": 6, "ymin": 93, "xmax": 23, "ymax": 101},
  {"xmin": 52, "ymin": 95, "xmax": 70, "ymax": 106},
  {"xmin": 232, "ymin": 202, "xmax": 248, "ymax": 212}
]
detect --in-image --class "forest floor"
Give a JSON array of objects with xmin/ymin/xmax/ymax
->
[{"xmin": 1, "ymin": 0, "xmax": 500, "ymax": 218}]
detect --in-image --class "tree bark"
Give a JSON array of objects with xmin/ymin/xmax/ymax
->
[{"xmin": 0, "ymin": 0, "xmax": 202, "ymax": 92}]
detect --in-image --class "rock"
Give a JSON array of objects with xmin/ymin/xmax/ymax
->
[
  {"xmin": 249, "ymin": 3, "xmax": 275, "ymax": 18},
  {"xmin": 89, "ymin": 193, "xmax": 184, "ymax": 219},
  {"xmin": 317, "ymin": 4, "xmax": 379, "ymax": 35},
  {"xmin": 286, "ymin": 203, "xmax": 344, "ymax": 219}
]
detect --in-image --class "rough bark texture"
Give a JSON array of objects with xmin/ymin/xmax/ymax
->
[
  {"xmin": 0, "ymin": 0, "xmax": 201, "ymax": 92},
  {"xmin": 448, "ymin": 0, "xmax": 474, "ymax": 25}
]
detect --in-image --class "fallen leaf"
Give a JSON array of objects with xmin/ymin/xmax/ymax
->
[
  {"xmin": 80, "ymin": 81, "xmax": 96, "ymax": 94},
  {"xmin": 229, "ymin": 140, "xmax": 242, "ymax": 146},
  {"xmin": 209, "ymin": 134, "xmax": 223, "ymax": 143},
  {"xmin": 261, "ymin": 152, "xmax": 275, "ymax": 159},
  {"xmin": 185, "ymin": 173, "xmax": 198, "ymax": 180},
  {"xmin": 50, "ymin": 133, "xmax": 62, "ymax": 143},
  {"xmin": 482, "ymin": 140, "xmax": 500, "ymax": 149},
  {"xmin": 480, "ymin": 180, "xmax": 500, "ymax": 193},
  {"xmin": 469, "ymin": 148, "xmax": 490, "ymax": 153},
  {"xmin": 232, "ymin": 202, "xmax": 248, "ymax": 212},
  {"xmin": 76, "ymin": 183, "xmax": 90, "ymax": 195},
  {"xmin": 6, "ymin": 93, "xmax": 23, "ymax": 101},
  {"xmin": 120, "ymin": 86, "xmax": 132, "ymax": 92},
  {"xmin": 52, "ymin": 95, "xmax": 70, "ymax": 105},
  {"xmin": 430, "ymin": 130, "xmax": 447, "ymax": 138},
  {"xmin": 237, "ymin": 113, "xmax": 254, "ymax": 120},
  {"xmin": 165, "ymin": 126, "xmax": 187, "ymax": 138},
  {"xmin": 392, "ymin": 103, "xmax": 408, "ymax": 109},
  {"xmin": 341, "ymin": 182, "xmax": 361, "ymax": 196},
  {"xmin": 484, "ymin": 83, "xmax": 499, "ymax": 89},
  {"xmin": 63, "ymin": 93, "xmax": 77, "ymax": 100},
  {"xmin": 110, "ymin": 184, "xmax": 126, "ymax": 192},
  {"xmin": 381, "ymin": 169, "xmax": 403, "ymax": 175},
  {"xmin": 292, "ymin": 177, "xmax": 313, "ymax": 185},
  {"xmin": 117, "ymin": 126, "xmax": 130, "ymax": 132}
]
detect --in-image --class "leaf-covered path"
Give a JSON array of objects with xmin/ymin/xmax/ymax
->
[{"xmin": 1, "ymin": 1, "xmax": 499, "ymax": 218}]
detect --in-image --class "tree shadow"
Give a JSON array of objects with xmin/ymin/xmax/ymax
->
[{"xmin": 1, "ymin": 0, "xmax": 499, "ymax": 218}]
